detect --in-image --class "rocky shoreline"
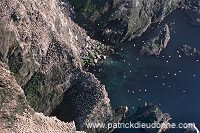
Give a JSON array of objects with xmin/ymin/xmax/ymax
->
[{"xmin": 0, "ymin": 0, "xmax": 200, "ymax": 133}]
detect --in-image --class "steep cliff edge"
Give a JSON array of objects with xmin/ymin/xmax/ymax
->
[
  {"xmin": 68, "ymin": 0, "xmax": 181, "ymax": 44},
  {"xmin": 68, "ymin": 0, "xmax": 200, "ymax": 45},
  {"xmin": 0, "ymin": 62, "xmax": 84, "ymax": 132},
  {"xmin": 0, "ymin": 0, "xmax": 126, "ymax": 132}
]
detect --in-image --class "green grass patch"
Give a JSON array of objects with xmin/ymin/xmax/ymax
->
[{"xmin": 24, "ymin": 73, "xmax": 44, "ymax": 109}]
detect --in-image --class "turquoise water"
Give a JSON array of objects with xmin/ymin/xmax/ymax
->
[{"xmin": 91, "ymin": 10, "xmax": 200, "ymax": 132}]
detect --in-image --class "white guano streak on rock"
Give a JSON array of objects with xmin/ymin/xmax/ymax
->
[{"xmin": 136, "ymin": 0, "xmax": 140, "ymax": 7}]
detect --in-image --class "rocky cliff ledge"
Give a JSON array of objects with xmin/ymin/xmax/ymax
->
[
  {"xmin": 0, "ymin": 62, "xmax": 84, "ymax": 132},
  {"xmin": 0, "ymin": 0, "xmax": 126, "ymax": 132}
]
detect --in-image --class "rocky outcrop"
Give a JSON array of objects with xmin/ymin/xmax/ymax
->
[
  {"xmin": 139, "ymin": 24, "xmax": 170, "ymax": 56},
  {"xmin": 182, "ymin": 125, "xmax": 200, "ymax": 133},
  {"xmin": 68, "ymin": 0, "xmax": 180, "ymax": 44},
  {"xmin": 0, "ymin": 62, "xmax": 84, "ymax": 133},
  {"xmin": 182, "ymin": 0, "xmax": 200, "ymax": 26},
  {"xmin": 128, "ymin": 103, "xmax": 171, "ymax": 133},
  {"xmin": 0, "ymin": 0, "xmax": 126, "ymax": 132},
  {"xmin": 51, "ymin": 71, "xmax": 128, "ymax": 132},
  {"xmin": 179, "ymin": 45, "xmax": 200, "ymax": 58}
]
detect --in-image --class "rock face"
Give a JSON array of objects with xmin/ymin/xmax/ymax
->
[
  {"xmin": 129, "ymin": 103, "xmax": 171, "ymax": 133},
  {"xmin": 139, "ymin": 24, "xmax": 170, "ymax": 56},
  {"xmin": 0, "ymin": 62, "xmax": 84, "ymax": 133},
  {"xmin": 0, "ymin": 0, "xmax": 126, "ymax": 132},
  {"xmin": 67, "ymin": 0, "xmax": 200, "ymax": 44},
  {"xmin": 68, "ymin": 0, "xmax": 180, "ymax": 44},
  {"xmin": 179, "ymin": 45, "xmax": 200, "ymax": 58}
]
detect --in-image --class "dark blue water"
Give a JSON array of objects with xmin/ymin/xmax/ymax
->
[{"xmin": 91, "ymin": 11, "xmax": 200, "ymax": 133}]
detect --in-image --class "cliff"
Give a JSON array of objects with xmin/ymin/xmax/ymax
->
[
  {"xmin": 0, "ymin": 0, "xmax": 125, "ymax": 132},
  {"xmin": 68, "ymin": 0, "xmax": 181, "ymax": 44},
  {"xmin": 68, "ymin": 0, "xmax": 200, "ymax": 45},
  {"xmin": 1, "ymin": 0, "xmax": 200, "ymax": 133},
  {"xmin": 0, "ymin": 62, "xmax": 85, "ymax": 132}
]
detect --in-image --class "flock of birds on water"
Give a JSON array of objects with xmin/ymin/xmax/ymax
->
[
  {"xmin": 93, "ymin": 46, "xmax": 200, "ymax": 110},
  {"xmin": 91, "ymin": 14, "xmax": 200, "ymax": 110}
]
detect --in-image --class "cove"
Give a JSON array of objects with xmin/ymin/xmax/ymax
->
[{"xmin": 90, "ymin": 10, "xmax": 200, "ymax": 132}]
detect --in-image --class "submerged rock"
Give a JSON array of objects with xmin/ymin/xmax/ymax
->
[
  {"xmin": 128, "ymin": 102, "xmax": 171, "ymax": 133},
  {"xmin": 139, "ymin": 24, "xmax": 170, "ymax": 56},
  {"xmin": 179, "ymin": 45, "xmax": 200, "ymax": 58}
]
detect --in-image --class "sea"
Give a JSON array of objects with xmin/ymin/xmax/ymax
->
[{"xmin": 90, "ymin": 10, "xmax": 200, "ymax": 133}]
